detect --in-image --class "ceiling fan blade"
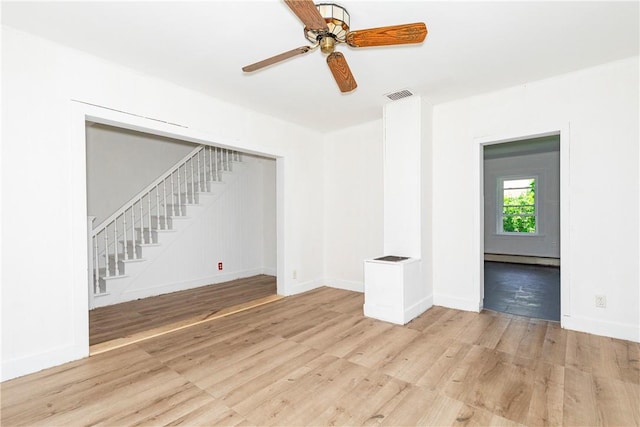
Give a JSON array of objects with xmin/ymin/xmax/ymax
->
[
  {"xmin": 346, "ymin": 22, "xmax": 427, "ymax": 48},
  {"xmin": 326, "ymin": 52, "xmax": 357, "ymax": 93},
  {"xmin": 242, "ymin": 46, "xmax": 312, "ymax": 72},
  {"xmin": 284, "ymin": 0, "xmax": 329, "ymax": 32}
]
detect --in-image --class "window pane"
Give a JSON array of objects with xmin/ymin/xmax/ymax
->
[
  {"xmin": 503, "ymin": 215, "xmax": 536, "ymax": 233},
  {"xmin": 503, "ymin": 178, "xmax": 534, "ymax": 190},
  {"xmin": 501, "ymin": 177, "xmax": 536, "ymax": 233},
  {"xmin": 503, "ymin": 205, "xmax": 535, "ymax": 215}
]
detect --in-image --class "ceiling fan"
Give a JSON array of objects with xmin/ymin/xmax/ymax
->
[{"xmin": 242, "ymin": 1, "xmax": 428, "ymax": 93}]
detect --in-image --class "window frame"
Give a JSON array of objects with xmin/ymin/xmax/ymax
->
[{"xmin": 496, "ymin": 175, "xmax": 539, "ymax": 235}]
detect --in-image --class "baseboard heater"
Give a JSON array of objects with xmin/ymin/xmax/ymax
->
[{"xmin": 484, "ymin": 253, "xmax": 560, "ymax": 267}]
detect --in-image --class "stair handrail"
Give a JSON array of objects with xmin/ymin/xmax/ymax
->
[{"xmin": 92, "ymin": 145, "xmax": 204, "ymax": 235}]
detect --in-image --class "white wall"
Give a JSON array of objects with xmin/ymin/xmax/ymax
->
[
  {"xmin": 432, "ymin": 57, "xmax": 639, "ymax": 341},
  {"xmin": 86, "ymin": 123, "xmax": 197, "ymax": 224},
  {"xmin": 1, "ymin": 26, "xmax": 324, "ymax": 381},
  {"xmin": 484, "ymin": 147, "xmax": 560, "ymax": 258},
  {"xmin": 322, "ymin": 120, "xmax": 384, "ymax": 291}
]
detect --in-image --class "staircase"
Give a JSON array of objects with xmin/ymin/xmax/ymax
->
[{"xmin": 89, "ymin": 145, "xmax": 242, "ymax": 308}]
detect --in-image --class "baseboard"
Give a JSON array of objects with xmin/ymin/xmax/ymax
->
[
  {"xmin": 325, "ymin": 278, "xmax": 363, "ymax": 293},
  {"xmin": 433, "ymin": 293, "xmax": 481, "ymax": 312},
  {"xmin": 484, "ymin": 253, "xmax": 560, "ymax": 267},
  {"xmin": 119, "ymin": 268, "xmax": 266, "ymax": 301},
  {"xmin": 562, "ymin": 314, "xmax": 640, "ymax": 343},
  {"xmin": 364, "ymin": 295, "xmax": 432, "ymax": 325},
  {"xmin": 287, "ymin": 278, "xmax": 323, "ymax": 296},
  {"xmin": 2, "ymin": 343, "xmax": 88, "ymax": 382},
  {"xmin": 403, "ymin": 295, "xmax": 433, "ymax": 323},
  {"xmin": 261, "ymin": 267, "xmax": 277, "ymax": 276}
]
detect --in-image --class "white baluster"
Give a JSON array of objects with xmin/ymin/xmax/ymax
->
[
  {"xmin": 104, "ymin": 231, "xmax": 110, "ymax": 277},
  {"xmin": 197, "ymin": 150, "xmax": 203, "ymax": 192},
  {"xmin": 190, "ymin": 157, "xmax": 195, "ymax": 203},
  {"xmin": 147, "ymin": 192, "xmax": 152, "ymax": 243},
  {"xmin": 114, "ymin": 219, "xmax": 119, "ymax": 275},
  {"xmin": 163, "ymin": 180, "xmax": 168, "ymax": 229},
  {"xmin": 155, "ymin": 186, "xmax": 160, "ymax": 230},
  {"xmin": 123, "ymin": 210, "xmax": 129, "ymax": 260},
  {"xmin": 131, "ymin": 207, "xmax": 137, "ymax": 259},
  {"xmin": 171, "ymin": 172, "xmax": 177, "ymax": 216},
  {"xmin": 214, "ymin": 147, "xmax": 219, "ymax": 181},
  {"xmin": 177, "ymin": 168, "xmax": 182, "ymax": 215},
  {"xmin": 207, "ymin": 147, "xmax": 212, "ymax": 183},
  {"xmin": 139, "ymin": 197, "xmax": 144, "ymax": 244},
  {"xmin": 93, "ymin": 235, "xmax": 99, "ymax": 293},
  {"xmin": 183, "ymin": 163, "xmax": 188, "ymax": 208}
]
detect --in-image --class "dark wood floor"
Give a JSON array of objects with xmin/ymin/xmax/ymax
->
[
  {"xmin": 3, "ymin": 287, "xmax": 639, "ymax": 426},
  {"xmin": 484, "ymin": 261, "xmax": 561, "ymax": 321},
  {"xmin": 90, "ymin": 275, "xmax": 276, "ymax": 345}
]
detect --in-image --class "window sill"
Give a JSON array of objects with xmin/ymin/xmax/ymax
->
[{"xmin": 494, "ymin": 233, "xmax": 545, "ymax": 238}]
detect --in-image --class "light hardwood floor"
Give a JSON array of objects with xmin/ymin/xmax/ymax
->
[
  {"xmin": 3, "ymin": 287, "xmax": 639, "ymax": 426},
  {"xmin": 90, "ymin": 275, "xmax": 277, "ymax": 345}
]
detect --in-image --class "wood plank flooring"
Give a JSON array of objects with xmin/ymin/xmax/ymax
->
[
  {"xmin": 89, "ymin": 274, "xmax": 277, "ymax": 345},
  {"xmin": 3, "ymin": 287, "xmax": 639, "ymax": 426}
]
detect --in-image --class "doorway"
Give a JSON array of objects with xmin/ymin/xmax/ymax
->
[
  {"xmin": 482, "ymin": 135, "xmax": 561, "ymax": 321},
  {"xmin": 76, "ymin": 105, "xmax": 282, "ymax": 353}
]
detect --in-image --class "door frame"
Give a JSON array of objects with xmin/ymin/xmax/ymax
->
[
  {"xmin": 71, "ymin": 101, "xmax": 285, "ymax": 356},
  {"xmin": 472, "ymin": 125, "xmax": 570, "ymax": 325}
]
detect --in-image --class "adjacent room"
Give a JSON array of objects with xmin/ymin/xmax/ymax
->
[
  {"xmin": 483, "ymin": 136, "xmax": 561, "ymax": 322},
  {"xmin": 85, "ymin": 123, "xmax": 277, "ymax": 349},
  {"xmin": 2, "ymin": 1, "xmax": 638, "ymax": 426}
]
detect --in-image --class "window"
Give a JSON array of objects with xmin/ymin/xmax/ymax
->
[{"xmin": 499, "ymin": 177, "xmax": 537, "ymax": 234}]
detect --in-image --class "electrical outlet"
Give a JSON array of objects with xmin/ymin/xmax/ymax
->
[
  {"xmin": 218, "ymin": 262, "xmax": 223, "ymax": 271},
  {"xmin": 595, "ymin": 295, "xmax": 606, "ymax": 308},
  {"xmin": 292, "ymin": 270, "xmax": 297, "ymax": 279}
]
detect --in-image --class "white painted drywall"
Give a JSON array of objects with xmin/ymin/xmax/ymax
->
[
  {"xmin": 1, "ymin": 26, "xmax": 324, "ymax": 381},
  {"xmin": 432, "ymin": 57, "xmax": 639, "ymax": 341},
  {"xmin": 484, "ymin": 147, "xmax": 560, "ymax": 258},
  {"xmin": 322, "ymin": 120, "xmax": 384, "ymax": 291},
  {"xmin": 86, "ymin": 124, "xmax": 197, "ymax": 224},
  {"xmin": 383, "ymin": 97, "xmax": 422, "ymax": 258}
]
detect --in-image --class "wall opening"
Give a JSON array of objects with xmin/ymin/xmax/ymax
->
[
  {"xmin": 481, "ymin": 134, "xmax": 561, "ymax": 321},
  {"xmin": 71, "ymin": 102, "xmax": 285, "ymax": 358}
]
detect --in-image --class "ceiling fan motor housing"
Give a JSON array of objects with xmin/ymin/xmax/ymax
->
[{"xmin": 305, "ymin": 2, "xmax": 350, "ymax": 46}]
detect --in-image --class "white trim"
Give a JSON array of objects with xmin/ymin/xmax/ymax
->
[
  {"xmin": 286, "ymin": 278, "xmax": 324, "ymax": 296},
  {"xmin": 325, "ymin": 278, "xmax": 364, "ymax": 292},
  {"xmin": 364, "ymin": 295, "xmax": 433, "ymax": 325},
  {"xmin": 2, "ymin": 343, "xmax": 88, "ymax": 381},
  {"xmin": 98, "ymin": 269, "xmax": 271, "ymax": 302},
  {"xmin": 433, "ymin": 293, "xmax": 482, "ymax": 312},
  {"xmin": 562, "ymin": 315, "xmax": 640, "ymax": 343},
  {"xmin": 403, "ymin": 295, "xmax": 433, "ymax": 323},
  {"xmin": 262, "ymin": 267, "xmax": 277, "ymax": 276}
]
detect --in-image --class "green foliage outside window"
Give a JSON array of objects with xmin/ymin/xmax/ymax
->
[{"xmin": 502, "ymin": 179, "xmax": 536, "ymax": 233}]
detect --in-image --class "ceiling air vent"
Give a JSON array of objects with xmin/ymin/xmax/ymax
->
[{"xmin": 386, "ymin": 89, "xmax": 413, "ymax": 101}]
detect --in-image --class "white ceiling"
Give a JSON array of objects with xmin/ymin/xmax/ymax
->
[{"xmin": 2, "ymin": 1, "xmax": 638, "ymax": 131}]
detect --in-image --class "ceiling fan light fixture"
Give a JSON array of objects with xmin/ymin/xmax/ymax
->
[{"xmin": 305, "ymin": 3, "xmax": 350, "ymax": 43}]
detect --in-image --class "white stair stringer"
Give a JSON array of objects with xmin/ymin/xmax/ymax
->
[{"xmin": 90, "ymin": 149, "xmax": 246, "ymax": 308}]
